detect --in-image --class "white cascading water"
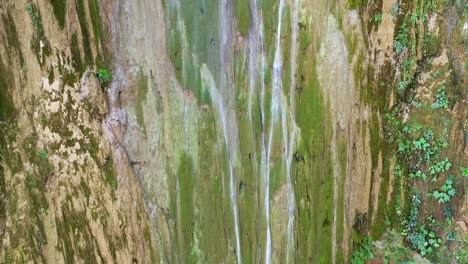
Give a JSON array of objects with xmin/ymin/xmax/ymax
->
[
  {"xmin": 246, "ymin": 3, "xmax": 272, "ymax": 263},
  {"xmin": 286, "ymin": 0, "xmax": 300, "ymax": 262},
  {"xmin": 265, "ymin": 1, "xmax": 285, "ymax": 263},
  {"xmin": 247, "ymin": 0, "xmax": 265, "ymax": 125},
  {"xmin": 176, "ymin": 0, "xmax": 300, "ymax": 262},
  {"xmin": 219, "ymin": 1, "xmax": 242, "ymax": 262},
  {"xmin": 201, "ymin": 64, "xmax": 241, "ymax": 263}
]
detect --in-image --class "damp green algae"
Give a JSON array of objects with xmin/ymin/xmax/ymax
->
[
  {"xmin": 233, "ymin": 47, "xmax": 262, "ymax": 264},
  {"xmin": 21, "ymin": 135, "xmax": 53, "ymax": 263},
  {"xmin": 79, "ymin": 178, "xmax": 91, "ymax": 201},
  {"xmin": 195, "ymin": 111, "xmax": 229, "ymax": 263},
  {"xmin": 235, "ymin": 0, "xmax": 251, "ymax": 36},
  {"xmin": 48, "ymin": 67, "xmax": 55, "ymax": 84},
  {"xmin": 348, "ymin": 0, "xmax": 368, "ymax": 12},
  {"xmin": 280, "ymin": 4, "xmax": 292, "ymax": 95},
  {"xmin": 26, "ymin": 4, "xmax": 52, "ymax": 67},
  {"xmin": 55, "ymin": 198, "xmax": 101, "ymax": 263},
  {"xmin": 88, "ymin": 0, "xmax": 102, "ymax": 48},
  {"xmin": 70, "ymin": 33, "xmax": 84, "ymax": 73},
  {"xmin": 260, "ymin": 0, "xmax": 279, "ymax": 53},
  {"xmin": 50, "ymin": 0, "xmax": 67, "ymax": 29},
  {"xmin": 2, "ymin": 12, "xmax": 24, "ymax": 66},
  {"xmin": 335, "ymin": 136, "xmax": 347, "ymax": 264},
  {"xmin": 166, "ymin": 0, "xmax": 219, "ymax": 98},
  {"xmin": 176, "ymin": 152, "xmax": 195, "ymax": 263},
  {"xmin": 76, "ymin": 0, "xmax": 94, "ymax": 67},
  {"xmin": 135, "ymin": 68, "xmax": 149, "ymax": 136},
  {"xmin": 0, "ymin": 56, "xmax": 16, "ymax": 122},
  {"xmin": 0, "ymin": 57, "xmax": 19, "ymax": 261},
  {"xmin": 294, "ymin": 52, "xmax": 334, "ymax": 263}
]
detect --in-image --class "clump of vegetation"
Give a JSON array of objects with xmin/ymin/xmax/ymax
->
[
  {"xmin": 96, "ymin": 69, "xmax": 112, "ymax": 84},
  {"xmin": 406, "ymin": 225, "xmax": 442, "ymax": 256},
  {"xmin": 432, "ymin": 81, "xmax": 449, "ymax": 109},
  {"xmin": 38, "ymin": 149, "xmax": 48, "ymax": 159},
  {"xmin": 350, "ymin": 237, "xmax": 374, "ymax": 264},
  {"xmin": 402, "ymin": 195, "xmax": 442, "ymax": 256},
  {"xmin": 373, "ymin": 13, "xmax": 383, "ymax": 23},
  {"xmin": 461, "ymin": 167, "xmax": 468, "ymax": 177},
  {"xmin": 429, "ymin": 175, "xmax": 456, "ymax": 203},
  {"xmin": 380, "ymin": 1, "xmax": 463, "ymax": 260},
  {"xmin": 394, "ymin": 21, "xmax": 410, "ymax": 54}
]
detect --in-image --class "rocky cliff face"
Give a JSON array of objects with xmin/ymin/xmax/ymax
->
[
  {"xmin": 0, "ymin": 1, "xmax": 153, "ymax": 262},
  {"xmin": 1, "ymin": 0, "xmax": 466, "ymax": 263}
]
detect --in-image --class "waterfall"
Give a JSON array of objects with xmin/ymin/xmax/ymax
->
[
  {"xmin": 247, "ymin": 2, "xmax": 271, "ymax": 263},
  {"xmin": 201, "ymin": 64, "xmax": 241, "ymax": 263},
  {"xmin": 247, "ymin": 0, "xmax": 265, "ymax": 124},
  {"xmin": 265, "ymin": 1, "xmax": 285, "ymax": 263},
  {"xmin": 286, "ymin": 0, "xmax": 300, "ymax": 262},
  {"xmin": 219, "ymin": 1, "xmax": 242, "ymax": 262}
]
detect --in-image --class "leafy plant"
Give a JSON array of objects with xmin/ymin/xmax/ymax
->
[
  {"xmin": 390, "ymin": 3, "xmax": 399, "ymax": 21},
  {"xmin": 394, "ymin": 22, "xmax": 410, "ymax": 54},
  {"xmin": 406, "ymin": 225, "xmax": 441, "ymax": 256},
  {"xmin": 96, "ymin": 69, "xmax": 112, "ymax": 84},
  {"xmin": 432, "ymin": 81, "xmax": 449, "ymax": 109},
  {"xmin": 461, "ymin": 167, "xmax": 468, "ymax": 177},
  {"xmin": 350, "ymin": 237, "xmax": 374, "ymax": 264},
  {"xmin": 428, "ymin": 158, "xmax": 451, "ymax": 176},
  {"xmin": 373, "ymin": 13, "xmax": 383, "ymax": 23},
  {"xmin": 38, "ymin": 149, "xmax": 48, "ymax": 159},
  {"xmin": 403, "ymin": 194, "xmax": 421, "ymax": 232},
  {"xmin": 430, "ymin": 175, "xmax": 456, "ymax": 203},
  {"xmin": 443, "ymin": 204, "xmax": 454, "ymax": 224}
]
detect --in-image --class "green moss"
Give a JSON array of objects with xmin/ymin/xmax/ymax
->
[
  {"xmin": 348, "ymin": 0, "xmax": 368, "ymax": 11},
  {"xmin": 135, "ymin": 68, "xmax": 148, "ymax": 135},
  {"xmin": 62, "ymin": 69, "xmax": 79, "ymax": 87},
  {"xmin": 169, "ymin": 152, "xmax": 195, "ymax": 263},
  {"xmin": 180, "ymin": 153, "xmax": 196, "ymax": 262},
  {"xmin": 70, "ymin": 33, "xmax": 84, "ymax": 73},
  {"xmin": 79, "ymin": 178, "xmax": 91, "ymax": 200},
  {"xmin": 0, "ymin": 56, "xmax": 15, "ymax": 121},
  {"xmin": 26, "ymin": 4, "xmax": 51, "ymax": 67},
  {"xmin": 294, "ymin": 52, "xmax": 334, "ymax": 263},
  {"xmin": 0, "ymin": 57, "xmax": 17, "ymax": 249},
  {"xmin": 336, "ymin": 136, "xmax": 347, "ymax": 264},
  {"xmin": 195, "ymin": 112, "xmax": 228, "ymax": 262},
  {"xmin": 55, "ymin": 200, "xmax": 99, "ymax": 263},
  {"xmin": 235, "ymin": 0, "xmax": 251, "ymax": 36},
  {"xmin": 2, "ymin": 12, "xmax": 24, "ymax": 65},
  {"xmin": 48, "ymin": 67, "xmax": 55, "ymax": 84},
  {"xmin": 50, "ymin": 0, "xmax": 67, "ymax": 29},
  {"xmin": 423, "ymin": 34, "xmax": 440, "ymax": 58},
  {"xmin": 368, "ymin": 115, "xmax": 392, "ymax": 238},
  {"xmin": 104, "ymin": 156, "xmax": 117, "ymax": 189},
  {"xmin": 88, "ymin": 0, "xmax": 104, "ymax": 52},
  {"xmin": 260, "ymin": 0, "xmax": 278, "ymax": 53},
  {"xmin": 367, "ymin": 0, "xmax": 384, "ymax": 33},
  {"xmin": 166, "ymin": 0, "xmax": 219, "ymax": 97},
  {"xmin": 21, "ymin": 134, "xmax": 52, "ymax": 262},
  {"xmin": 76, "ymin": 0, "xmax": 94, "ymax": 67}
]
